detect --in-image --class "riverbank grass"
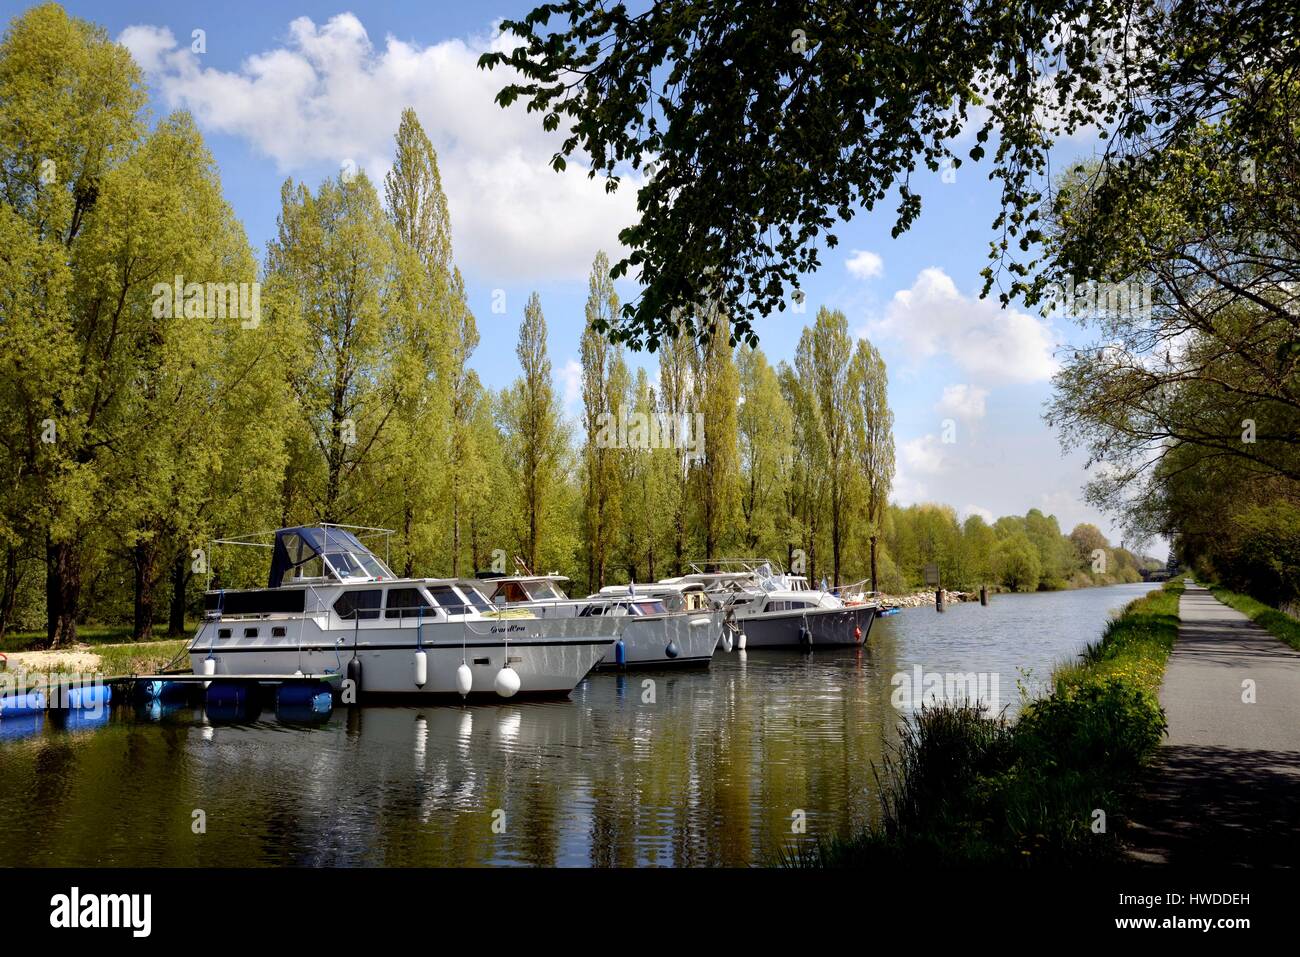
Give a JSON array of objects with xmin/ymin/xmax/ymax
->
[
  {"xmin": 1204, "ymin": 585, "xmax": 1300, "ymax": 652},
  {"xmin": 790, "ymin": 579, "xmax": 1184, "ymax": 867},
  {"xmin": 1, "ymin": 639, "xmax": 188, "ymax": 680}
]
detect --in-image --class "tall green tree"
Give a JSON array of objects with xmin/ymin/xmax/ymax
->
[
  {"xmin": 689, "ymin": 304, "xmax": 740, "ymax": 561},
  {"xmin": 500, "ymin": 292, "xmax": 567, "ymax": 571},
  {"xmin": 265, "ymin": 170, "xmax": 398, "ymax": 526},
  {"xmin": 383, "ymin": 107, "xmax": 466, "ymax": 575},
  {"xmin": 658, "ymin": 321, "xmax": 693, "ymax": 573},
  {"xmin": 579, "ymin": 251, "xmax": 623, "ymax": 591},
  {"xmin": 803, "ymin": 308, "xmax": 854, "ymax": 585},
  {"xmin": 737, "ymin": 345, "xmax": 791, "ymax": 557},
  {"xmin": 848, "ymin": 337, "xmax": 894, "ymax": 592}
]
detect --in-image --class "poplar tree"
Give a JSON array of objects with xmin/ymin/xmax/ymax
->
[
  {"xmin": 383, "ymin": 107, "xmax": 463, "ymax": 574},
  {"xmin": 500, "ymin": 293, "xmax": 567, "ymax": 571},
  {"xmin": 737, "ymin": 345, "xmax": 792, "ymax": 558},
  {"xmin": 848, "ymin": 337, "xmax": 895, "ymax": 593},
  {"xmin": 579, "ymin": 251, "xmax": 621, "ymax": 591},
  {"xmin": 689, "ymin": 304, "xmax": 740, "ymax": 562},
  {"xmin": 804, "ymin": 308, "xmax": 854, "ymax": 585},
  {"xmin": 657, "ymin": 321, "xmax": 693, "ymax": 573}
]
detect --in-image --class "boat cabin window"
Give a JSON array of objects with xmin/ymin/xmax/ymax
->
[
  {"xmin": 494, "ymin": 581, "xmax": 530, "ymax": 603},
  {"xmin": 583, "ymin": 599, "xmax": 662, "ymax": 617},
  {"xmin": 427, "ymin": 585, "xmax": 474, "ymax": 615},
  {"xmin": 334, "ymin": 589, "xmax": 382, "ymax": 620},
  {"xmin": 766, "ymin": 600, "xmax": 814, "ymax": 612},
  {"xmin": 385, "ymin": 587, "xmax": 432, "ymax": 619}
]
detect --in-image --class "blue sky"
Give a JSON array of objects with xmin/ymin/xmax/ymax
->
[{"xmin": 2, "ymin": 1, "xmax": 1155, "ymax": 553}]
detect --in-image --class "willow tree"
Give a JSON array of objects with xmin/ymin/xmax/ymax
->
[
  {"xmin": 500, "ymin": 293, "xmax": 567, "ymax": 571},
  {"xmin": 848, "ymin": 337, "xmax": 894, "ymax": 592},
  {"xmin": 106, "ymin": 115, "xmax": 289, "ymax": 639},
  {"xmin": 0, "ymin": 5, "xmax": 270, "ymax": 645},
  {"xmin": 265, "ymin": 171, "xmax": 398, "ymax": 525}
]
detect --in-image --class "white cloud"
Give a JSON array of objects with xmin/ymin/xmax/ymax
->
[
  {"xmin": 845, "ymin": 249, "xmax": 883, "ymax": 280},
  {"xmin": 867, "ymin": 267, "xmax": 1058, "ymax": 384},
  {"xmin": 118, "ymin": 15, "xmax": 641, "ymax": 282},
  {"xmin": 901, "ymin": 434, "xmax": 948, "ymax": 475},
  {"xmin": 959, "ymin": 504, "xmax": 995, "ymax": 524},
  {"xmin": 558, "ymin": 358, "xmax": 583, "ymax": 414},
  {"xmin": 935, "ymin": 384, "xmax": 988, "ymax": 421}
]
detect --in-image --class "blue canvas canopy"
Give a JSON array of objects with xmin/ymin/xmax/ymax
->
[{"xmin": 268, "ymin": 526, "xmax": 393, "ymax": 588}]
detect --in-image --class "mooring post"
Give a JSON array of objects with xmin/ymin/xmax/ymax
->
[
  {"xmin": 980, "ymin": 584, "xmax": 989, "ymax": 606},
  {"xmin": 935, "ymin": 588, "xmax": 945, "ymax": 612}
]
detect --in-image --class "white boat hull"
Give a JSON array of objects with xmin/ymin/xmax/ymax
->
[
  {"xmin": 189, "ymin": 616, "xmax": 615, "ymax": 698},
  {"xmin": 596, "ymin": 610, "xmax": 723, "ymax": 669},
  {"xmin": 732, "ymin": 604, "xmax": 876, "ymax": 648}
]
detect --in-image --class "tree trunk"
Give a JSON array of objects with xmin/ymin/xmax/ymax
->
[
  {"xmin": 133, "ymin": 541, "xmax": 157, "ymax": 641},
  {"xmin": 402, "ymin": 503, "xmax": 414, "ymax": 578},
  {"xmin": 870, "ymin": 535, "xmax": 879, "ymax": 594},
  {"xmin": 451, "ymin": 494, "xmax": 461, "ymax": 577},
  {"xmin": 0, "ymin": 545, "xmax": 19, "ymax": 642},
  {"xmin": 168, "ymin": 551, "xmax": 188, "ymax": 637},
  {"xmin": 45, "ymin": 537, "xmax": 81, "ymax": 649}
]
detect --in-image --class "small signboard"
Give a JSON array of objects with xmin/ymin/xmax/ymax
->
[{"xmin": 923, "ymin": 563, "xmax": 940, "ymax": 586}]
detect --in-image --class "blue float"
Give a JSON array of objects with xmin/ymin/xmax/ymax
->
[
  {"xmin": 60, "ymin": 708, "xmax": 109, "ymax": 733},
  {"xmin": 204, "ymin": 681, "xmax": 261, "ymax": 721},
  {"xmin": 275, "ymin": 682, "xmax": 333, "ymax": 721},
  {"xmin": 0, "ymin": 713, "xmax": 43, "ymax": 741},
  {"xmin": 0, "ymin": 690, "xmax": 46, "ymax": 717},
  {"xmin": 139, "ymin": 679, "xmax": 191, "ymax": 703},
  {"xmin": 65, "ymin": 683, "xmax": 112, "ymax": 710}
]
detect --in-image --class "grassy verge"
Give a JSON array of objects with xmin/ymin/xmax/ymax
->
[
  {"xmin": 789, "ymin": 579, "xmax": 1184, "ymax": 867},
  {"xmin": 1204, "ymin": 585, "xmax": 1300, "ymax": 652},
  {"xmin": 1, "ymin": 623, "xmax": 194, "ymax": 654},
  {"xmin": 1, "ymin": 639, "xmax": 189, "ymax": 680},
  {"xmin": 94, "ymin": 639, "xmax": 189, "ymax": 676}
]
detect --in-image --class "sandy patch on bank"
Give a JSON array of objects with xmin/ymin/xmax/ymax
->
[{"xmin": 3, "ymin": 647, "xmax": 103, "ymax": 673}]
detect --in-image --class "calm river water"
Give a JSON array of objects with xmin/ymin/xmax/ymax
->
[{"xmin": 0, "ymin": 582, "xmax": 1157, "ymax": 867}]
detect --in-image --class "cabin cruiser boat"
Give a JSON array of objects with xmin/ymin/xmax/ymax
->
[
  {"xmin": 471, "ymin": 574, "xmax": 723, "ymax": 668},
  {"xmin": 191, "ymin": 526, "xmax": 618, "ymax": 699},
  {"xmin": 662, "ymin": 560, "xmax": 877, "ymax": 649}
]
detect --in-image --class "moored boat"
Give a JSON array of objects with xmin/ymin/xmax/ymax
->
[
  {"xmin": 662, "ymin": 560, "xmax": 878, "ymax": 649},
  {"xmin": 190, "ymin": 526, "xmax": 617, "ymax": 700},
  {"xmin": 472, "ymin": 574, "xmax": 723, "ymax": 668}
]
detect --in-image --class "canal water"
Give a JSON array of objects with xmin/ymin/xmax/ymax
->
[{"xmin": 0, "ymin": 583, "xmax": 1157, "ymax": 867}]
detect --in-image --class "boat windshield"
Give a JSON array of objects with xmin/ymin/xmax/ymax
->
[
  {"xmin": 323, "ymin": 550, "xmax": 383, "ymax": 580},
  {"xmin": 528, "ymin": 580, "xmax": 567, "ymax": 600},
  {"xmin": 459, "ymin": 586, "xmax": 493, "ymax": 613}
]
